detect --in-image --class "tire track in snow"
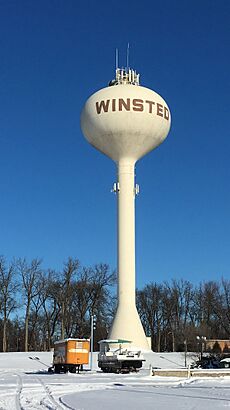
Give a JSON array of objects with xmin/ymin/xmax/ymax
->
[
  {"xmin": 15, "ymin": 374, "xmax": 68, "ymax": 410},
  {"xmin": 35, "ymin": 376, "xmax": 68, "ymax": 409},
  {"xmin": 15, "ymin": 374, "xmax": 23, "ymax": 410}
]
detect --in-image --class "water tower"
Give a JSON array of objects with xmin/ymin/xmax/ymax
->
[{"xmin": 81, "ymin": 66, "xmax": 171, "ymax": 350}]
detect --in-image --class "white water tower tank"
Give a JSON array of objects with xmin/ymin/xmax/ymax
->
[{"xmin": 81, "ymin": 68, "xmax": 171, "ymax": 350}]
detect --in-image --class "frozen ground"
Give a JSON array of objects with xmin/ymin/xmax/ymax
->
[{"xmin": 0, "ymin": 351, "xmax": 229, "ymax": 409}]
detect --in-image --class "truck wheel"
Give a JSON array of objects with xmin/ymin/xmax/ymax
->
[
  {"xmin": 48, "ymin": 367, "xmax": 53, "ymax": 373},
  {"xmin": 102, "ymin": 368, "xmax": 109, "ymax": 373},
  {"xmin": 54, "ymin": 365, "xmax": 60, "ymax": 374},
  {"xmin": 69, "ymin": 366, "xmax": 76, "ymax": 373}
]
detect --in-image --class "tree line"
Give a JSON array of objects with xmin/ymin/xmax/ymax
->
[
  {"xmin": 137, "ymin": 279, "xmax": 230, "ymax": 352},
  {"xmin": 0, "ymin": 256, "xmax": 116, "ymax": 352},
  {"xmin": 0, "ymin": 255, "xmax": 229, "ymax": 352}
]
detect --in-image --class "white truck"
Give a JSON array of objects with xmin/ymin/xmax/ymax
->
[{"xmin": 98, "ymin": 339, "xmax": 145, "ymax": 373}]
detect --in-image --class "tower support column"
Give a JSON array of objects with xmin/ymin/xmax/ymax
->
[
  {"xmin": 117, "ymin": 160, "xmax": 136, "ymax": 307},
  {"xmin": 109, "ymin": 159, "xmax": 150, "ymax": 350}
]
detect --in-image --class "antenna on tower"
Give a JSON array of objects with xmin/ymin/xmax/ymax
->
[
  {"xmin": 109, "ymin": 45, "xmax": 140, "ymax": 86},
  {"xmin": 115, "ymin": 48, "xmax": 119, "ymax": 71},
  {"xmin": 126, "ymin": 43, "xmax": 130, "ymax": 69}
]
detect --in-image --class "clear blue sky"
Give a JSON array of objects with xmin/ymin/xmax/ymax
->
[{"xmin": 0, "ymin": 0, "xmax": 229, "ymax": 287}]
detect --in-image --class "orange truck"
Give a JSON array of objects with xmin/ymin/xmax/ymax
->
[{"xmin": 49, "ymin": 338, "xmax": 90, "ymax": 373}]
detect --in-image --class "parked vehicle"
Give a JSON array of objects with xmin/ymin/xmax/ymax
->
[
  {"xmin": 191, "ymin": 354, "xmax": 220, "ymax": 369},
  {"xmin": 49, "ymin": 338, "xmax": 90, "ymax": 373},
  {"xmin": 98, "ymin": 339, "xmax": 145, "ymax": 373},
  {"xmin": 220, "ymin": 358, "xmax": 230, "ymax": 368}
]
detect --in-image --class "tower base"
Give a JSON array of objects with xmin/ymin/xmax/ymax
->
[{"xmin": 109, "ymin": 305, "xmax": 151, "ymax": 351}]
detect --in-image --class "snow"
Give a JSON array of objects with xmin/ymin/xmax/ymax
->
[{"xmin": 0, "ymin": 351, "xmax": 229, "ymax": 409}]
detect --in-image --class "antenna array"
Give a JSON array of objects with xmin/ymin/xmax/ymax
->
[{"xmin": 109, "ymin": 45, "xmax": 139, "ymax": 86}]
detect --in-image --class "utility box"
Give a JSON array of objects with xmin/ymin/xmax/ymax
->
[{"xmin": 50, "ymin": 338, "xmax": 90, "ymax": 373}]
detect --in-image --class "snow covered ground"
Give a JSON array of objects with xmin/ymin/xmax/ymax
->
[{"xmin": 0, "ymin": 351, "xmax": 229, "ymax": 409}]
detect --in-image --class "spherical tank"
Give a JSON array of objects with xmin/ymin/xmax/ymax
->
[{"xmin": 80, "ymin": 84, "xmax": 171, "ymax": 163}]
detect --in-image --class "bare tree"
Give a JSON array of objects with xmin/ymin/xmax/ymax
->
[
  {"xmin": 161, "ymin": 280, "xmax": 194, "ymax": 351},
  {"xmin": 53, "ymin": 258, "xmax": 80, "ymax": 339},
  {"xmin": 39, "ymin": 270, "xmax": 61, "ymax": 350},
  {"xmin": 70, "ymin": 267, "xmax": 94, "ymax": 338},
  {"xmin": 0, "ymin": 256, "xmax": 18, "ymax": 352},
  {"xmin": 62, "ymin": 263, "xmax": 115, "ymax": 343},
  {"xmin": 37, "ymin": 261, "xmax": 115, "ymax": 348},
  {"xmin": 17, "ymin": 258, "xmax": 43, "ymax": 352},
  {"xmin": 203, "ymin": 279, "xmax": 230, "ymax": 337},
  {"xmin": 88, "ymin": 264, "xmax": 116, "ymax": 313},
  {"xmin": 137, "ymin": 283, "xmax": 164, "ymax": 351},
  {"xmin": 220, "ymin": 279, "xmax": 230, "ymax": 334}
]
